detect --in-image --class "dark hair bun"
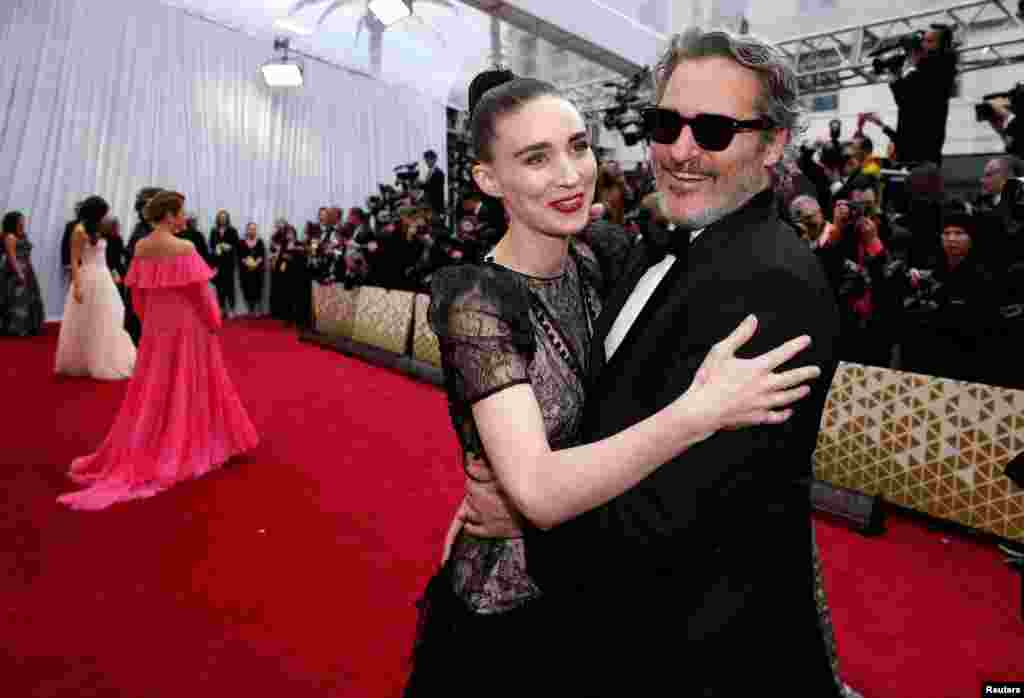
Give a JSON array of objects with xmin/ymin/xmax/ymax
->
[{"xmin": 468, "ymin": 68, "xmax": 516, "ymax": 118}]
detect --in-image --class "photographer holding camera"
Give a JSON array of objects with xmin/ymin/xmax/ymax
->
[
  {"xmin": 815, "ymin": 179, "xmax": 895, "ymax": 367},
  {"xmin": 977, "ymin": 84, "xmax": 1024, "ymax": 159},
  {"xmin": 878, "ymin": 25, "xmax": 957, "ymax": 166}
]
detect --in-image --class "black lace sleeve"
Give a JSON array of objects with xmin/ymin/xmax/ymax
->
[{"xmin": 429, "ymin": 264, "xmax": 535, "ymax": 404}]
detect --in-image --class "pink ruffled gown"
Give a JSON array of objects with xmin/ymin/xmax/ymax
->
[{"xmin": 58, "ymin": 249, "xmax": 259, "ymax": 511}]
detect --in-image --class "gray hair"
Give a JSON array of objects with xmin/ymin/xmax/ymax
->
[
  {"xmin": 789, "ymin": 194, "xmax": 820, "ymax": 222},
  {"xmin": 654, "ymin": 28, "xmax": 806, "ymax": 175}
]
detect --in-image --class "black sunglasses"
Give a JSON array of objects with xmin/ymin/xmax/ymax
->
[{"xmin": 640, "ymin": 107, "xmax": 775, "ymax": 151}]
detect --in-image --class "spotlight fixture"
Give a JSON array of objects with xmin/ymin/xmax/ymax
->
[
  {"xmin": 261, "ymin": 37, "xmax": 304, "ymax": 88},
  {"xmin": 369, "ymin": 0, "xmax": 413, "ymax": 26}
]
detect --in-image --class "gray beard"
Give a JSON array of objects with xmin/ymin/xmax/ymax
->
[{"xmin": 659, "ymin": 158, "xmax": 769, "ymax": 232}]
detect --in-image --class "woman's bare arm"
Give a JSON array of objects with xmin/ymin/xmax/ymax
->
[{"xmin": 472, "ymin": 316, "xmax": 818, "ymax": 530}]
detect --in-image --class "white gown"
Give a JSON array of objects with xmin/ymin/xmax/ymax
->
[{"xmin": 55, "ymin": 238, "xmax": 136, "ymax": 380}]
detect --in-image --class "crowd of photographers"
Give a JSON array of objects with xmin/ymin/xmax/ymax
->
[
  {"xmin": 268, "ymin": 149, "xmax": 655, "ymax": 329},
  {"xmin": 784, "ymin": 133, "xmax": 1023, "ymax": 389}
]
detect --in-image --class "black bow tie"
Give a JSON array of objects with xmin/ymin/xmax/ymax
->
[{"xmin": 643, "ymin": 223, "xmax": 690, "ymax": 265}]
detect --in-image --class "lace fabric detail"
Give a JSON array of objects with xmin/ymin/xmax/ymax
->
[{"xmin": 428, "ymin": 243, "xmax": 603, "ymax": 614}]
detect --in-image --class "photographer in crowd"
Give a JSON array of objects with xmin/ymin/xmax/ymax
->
[
  {"xmin": 977, "ymin": 84, "xmax": 1024, "ymax": 159},
  {"xmin": 815, "ymin": 181, "xmax": 894, "ymax": 368},
  {"xmin": 790, "ymin": 195, "xmax": 827, "ymax": 248},
  {"xmin": 893, "ymin": 209, "xmax": 1000, "ymax": 383},
  {"xmin": 875, "ymin": 25, "xmax": 957, "ymax": 166}
]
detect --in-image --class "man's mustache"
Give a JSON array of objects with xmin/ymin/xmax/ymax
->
[{"xmin": 656, "ymin": 160, "xmax": 717, "ymax": 178}]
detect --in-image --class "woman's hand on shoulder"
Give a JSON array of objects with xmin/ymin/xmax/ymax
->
[{"xmin": 685, "ymin": 315, "xmax": 821, "ymax": 432}]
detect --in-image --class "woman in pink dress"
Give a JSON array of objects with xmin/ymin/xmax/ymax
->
[{"xmin": 58, "ymin": 191, "xmax": 259, "ymax": 511}]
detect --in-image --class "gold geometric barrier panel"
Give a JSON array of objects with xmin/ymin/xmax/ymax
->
[
  {"xmin": 313, "ymin": 283, "xmax": 360, "ymax": 339},
  {"xmin": 412, "ymin": 293, "xmax": 441, "ymax": 368},
  {"xmin": 350, "ymin": 287, "xmax": 415, "ymax": 356},
  {"xmin": 814, "ymin": 362, "xmax": 1024, "ymax": 542}
]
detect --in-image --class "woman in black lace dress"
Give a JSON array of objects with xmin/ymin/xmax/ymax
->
[
  {"xmin": 1, "ymin": 211, "xmax": 45, "ymax": 336},
  {"xmin": 404, "ymin": 74, "xmax": 824, "ymax": 697}
]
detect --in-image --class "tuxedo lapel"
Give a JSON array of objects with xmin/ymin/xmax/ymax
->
[
  {"xmin": 601, "ymin": 249, "xmax": 689, "ymax": 382},
  {"xmin": 589, "ymin": 245, "xmax": 651, "ymax": 383}
]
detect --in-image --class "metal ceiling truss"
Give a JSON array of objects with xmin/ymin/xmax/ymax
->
[
  {"xmin": 561, "ymin": 70, "xmax": 654, "ymax": 116},
  {"xmin": 569, "ymin": 1, "xmax": 1024, "ymax": 111},
  {"xmin": 776, "ymin": 0, "xmax": 1024, "ymax": 96}
]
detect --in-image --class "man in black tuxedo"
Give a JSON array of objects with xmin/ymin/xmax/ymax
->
[
  {"xmin": 422, "ymin": 149, "xmax": 445, "ymax": 220},
  {"xmin": 124, "ymin": 186, "xmax": 163, "ymax": 345},
  {"xmin": 520, "ymin": 29, "xmax": 841, "ymax": 696},
  {"xmin": 886, "ymin": 25, "xmax": 956, "ymax": 166}
]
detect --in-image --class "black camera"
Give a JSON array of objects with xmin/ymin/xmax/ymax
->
[
  {"xmin": 394, "ymin": 162, "xmax": 420, "ymax": 184},
  {"xmin": 601, "ymin": 68, "xmax": 651, "ymax": 145},
  {"xmin": 846, "ymin": 200, "xmax": 869, "ymax": 222},
  {"xmin": 869, "ymin": 30, "xmax": 925, "ymax": 75},
  {"xmin": 976, "ymin": 83, "xmax": 1024, "ymax": 122}
]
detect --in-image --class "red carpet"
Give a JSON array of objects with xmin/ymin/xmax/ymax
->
[{"xmin": 1, "ymin": 320, "xmax": 1021, "ymax": 697}]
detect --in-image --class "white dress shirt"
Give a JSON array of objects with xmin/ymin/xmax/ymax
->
[{"xmin": 604, "ymin": 227, "xmax": 703, "ymax": 360}]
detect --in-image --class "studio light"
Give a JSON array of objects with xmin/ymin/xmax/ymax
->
[
  {"xmin": 261, "ymin": 37, "xmax": 304, "ymax": 88},
  {"xmin": 369, "ymin": 0, "xmax": 412, "ymax": 26},
  {"xmin": 261, "ymin": 62, "xmax": 304, "ymax": 87}
]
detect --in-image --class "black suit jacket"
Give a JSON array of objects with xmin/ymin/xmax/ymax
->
[
  {"xmin": 424, "ymin": 167, "xmax": 445, "ymax": 215},
  {"xmin": 105, "ymin": 235, "xmax": 127, "ymax": 278},
  {"xmin": 209, "ymin": 226, "xmax": 240, "ymax": 271},
  {"xmin": 527, "ymin": 189, "xmax": 841, "ymax": 696},
  {"xmin": 179, "ymin": 228, "xmax": 213, "ymax": 268},
  {"xmin": 890, "ymin": 53, "xmax": 956, "ymax": 165}
]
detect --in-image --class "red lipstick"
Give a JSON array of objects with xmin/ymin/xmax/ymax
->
[{"xmin": 549, "ymin": 193, "xmax": 584, "ymax": 214}]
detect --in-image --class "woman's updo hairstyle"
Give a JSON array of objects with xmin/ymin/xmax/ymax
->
[
  {"xmin": 2, "ymin": 211, "xmax": 24, "ymax": 236},
  {"xmin": 143, "ymin": 190, "xmax": 185, "ymax": 225},
  {"xmin": 75, "ymin": 196, "xmax": 110, "ymax": 243},
  {"xmin": 134, "ymin": 187, "xmax": 163, "ymax": 220},
  {"xmin": 467, "ymin": 70, "xmax": 560, "ymax": 163}
]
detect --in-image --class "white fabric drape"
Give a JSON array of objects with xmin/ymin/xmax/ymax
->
[{"xmin": 0, "ymin": 0, "xmax": 447, "ymax": 319}]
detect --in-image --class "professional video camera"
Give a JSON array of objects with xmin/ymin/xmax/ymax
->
[
  {"xmin": 976, "ymin": 83, "xmax": 1024, "ymax": 122},
  {"xmin": 869, "ymin": 24, "xmax": 955, "ymax": 76},
  {"xmin": 394, "ymin": 162, "xmax": 420, "ymax": 189},
  {"xmin": 869, "ymin": 30, "xmax": 925, "ymax": 75},
  {"xmin": 600, "ymin": 67, "xmax": 652, "ymax": 147}
]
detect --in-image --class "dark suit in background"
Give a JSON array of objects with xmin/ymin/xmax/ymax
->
[
  {"xmin": 889, "ymin": 51, "xmax": 956, "ymax": 165},
  {"xmin": 123, "ymin": 221, "xmax": 152, "ymax": 345},
  {"xmin": 105, "ymin": 232, "xmax": 127, "ymax": 303},
  {"xmin": 424, "ymin": 166, "xmax": 445, "ymax": 219},
  {"xmin": 527, "ymin": 189, "xmax": 841, "ymax": 697},
  {"xmin": 179, "ymin": 224, "xmax": 213, "ymax": 268},
  {"xmin": 210, "ymin": 225, "xmax": 240, "ymax": 312}
]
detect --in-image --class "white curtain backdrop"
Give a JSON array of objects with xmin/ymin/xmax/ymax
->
[{"xmin": 0, "ymin": 0, "xmax": 447, "ymax": 319}]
